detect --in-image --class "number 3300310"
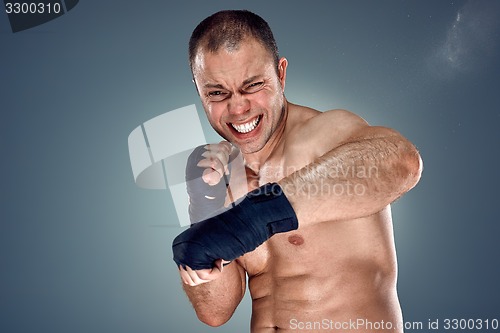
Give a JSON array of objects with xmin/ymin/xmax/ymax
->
[{"xmin": 5, "ymin": 2, "xmax": 62, "ymax": 14}]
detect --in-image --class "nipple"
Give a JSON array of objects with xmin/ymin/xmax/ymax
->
[{"xmin": 288, "ymin": 234, "xmax": 304, "ymax": 246}]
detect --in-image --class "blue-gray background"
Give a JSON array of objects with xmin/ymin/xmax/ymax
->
[{"xmin": 1, "ymin": 1, "xmax": 499, "ymax": 332}]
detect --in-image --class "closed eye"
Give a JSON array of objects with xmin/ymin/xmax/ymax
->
[
  {"xmin": 245, "ymin": 81, "xmax": 264, "ymax": 93},
  {"xmin": 207, "ymin": 90, "xmax": 229, "ymax": 101}
]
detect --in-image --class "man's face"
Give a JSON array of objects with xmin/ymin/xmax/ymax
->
[{"xmin": 192, "ymin": 37, "xmax": 287, "ymax": 154}]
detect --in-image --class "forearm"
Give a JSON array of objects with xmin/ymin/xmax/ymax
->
[
  {"xmin": 182, "ymin": 263, "xmax": 246, "ymax": 327},
  {"xmin": 280, "ymin": 127, "xmax": 422, "ymax": 225}
]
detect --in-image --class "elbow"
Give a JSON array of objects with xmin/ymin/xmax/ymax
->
[{"xmin": 401, "ymin": 143, "xmax": 423, "ymax": 191}]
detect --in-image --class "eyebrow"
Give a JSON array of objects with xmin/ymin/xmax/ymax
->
[
  {"xmin": 242, "ymin": 75, "xmax": 261, "ymax": 86},
  {"xmin": 203, "ymin": 75, "xmax": 262, "ymax": 90},
  {"xmin": 203, "ymin": 83, "xmax": 225, "ymax": 89}
]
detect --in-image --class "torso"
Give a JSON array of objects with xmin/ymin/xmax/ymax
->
[{"xmin": 232, "ymin": 104, "xmax": 403, "ymax": 332}]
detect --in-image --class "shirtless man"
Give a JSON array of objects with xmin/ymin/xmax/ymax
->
[{"xmin": 172, "ymin": 10, "xmax": 422, "ymax": 332}]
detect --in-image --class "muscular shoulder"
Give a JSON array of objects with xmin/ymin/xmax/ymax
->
[{"xmin": 285, "ymin": 103, "xmax": 369, "ymax": 159}]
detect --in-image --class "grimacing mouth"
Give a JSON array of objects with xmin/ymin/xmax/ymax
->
[{"xmin": 229, "ymin": 115, "xmax": 262, "ymax": 134}]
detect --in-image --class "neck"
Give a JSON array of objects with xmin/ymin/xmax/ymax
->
[{"xmin": 242, "ymin": 100, "xmax": 289, "ymax": 173}]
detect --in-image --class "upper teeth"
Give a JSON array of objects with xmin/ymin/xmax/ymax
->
[{"xmin": 231, "ymin": 116, "xmax": 260, "ymax": 133}]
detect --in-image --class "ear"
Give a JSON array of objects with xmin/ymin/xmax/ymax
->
[{"xmin": 278, "ymin": 57, "xmax": 288, "ymax": 91}]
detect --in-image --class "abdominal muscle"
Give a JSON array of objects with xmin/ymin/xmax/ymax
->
[{"xmin": 237, "ymin": 206, "xmax": 403, "ymax": 333}]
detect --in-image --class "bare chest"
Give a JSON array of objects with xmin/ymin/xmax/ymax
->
[
  {"xmin": 237, "ymin": 158, "xmax": 318, "ymax": 274},
  {"xmin": 238, "ymin": 206, "xmax": 397, "ymax": 282}
]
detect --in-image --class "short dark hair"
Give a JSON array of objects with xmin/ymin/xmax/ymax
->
[{"xmin": 189, "ymin": 10, "xmax": 279, "ymax": 73}]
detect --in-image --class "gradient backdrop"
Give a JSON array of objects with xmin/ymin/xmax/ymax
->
[{"xmin": 2, "ymin": 1, "xmax": 499, "ymax": 332}]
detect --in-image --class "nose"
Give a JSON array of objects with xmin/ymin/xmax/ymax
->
[{"xmin": 227, "ymin": 93, "xmax": 250, "ymax": 116}]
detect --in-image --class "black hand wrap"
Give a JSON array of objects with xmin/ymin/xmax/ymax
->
[
  {"xmin": 185, "ymin": 145, "xmax": 229, "ymax": 224},
  {"xmin": 172, "ymin": 183, "xmax": 298, "ymax": 270}
]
